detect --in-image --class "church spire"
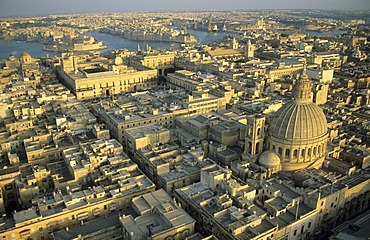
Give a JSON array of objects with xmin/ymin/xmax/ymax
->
[{"xmin": 293, "ymin": 64, "xmax": 312, "ymax": 103}]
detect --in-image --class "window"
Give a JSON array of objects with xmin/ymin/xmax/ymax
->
[
  {"xmin": 308, "ymin": 222, "xmax": 311, "ymax": 228},
  {"xmin": 294, "ymin": 229, "xmax": 297, "ymax": 236},
  {"xmin": 301, "ymin": 225, "xmax": 304, "ymax": 233},
  {"xmin": 285, "ymin": 149, "xmax": 290, "ymax": 157},
  {"xmin": 278, "ymin": 147, "xmax": 282, "ymax": 155},
  {"xmin": 256, "ymin": 142, "xmax": 260, "ymax": 154},
  {"xmin": 294, "ymin": 149, "xmax": 298, "ymax": 157}
]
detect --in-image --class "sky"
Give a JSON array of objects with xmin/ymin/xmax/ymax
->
[{"xmin": 0, "ymin": 0, "xmax": 369, "ymax": 17}]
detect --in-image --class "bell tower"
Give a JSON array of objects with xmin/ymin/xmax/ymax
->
[
  {"xmin": 232, "ymin": 38, "xmax": 238, "ymax": 50},
  {"xmin": 243, "ymin": 115, "xmax": 265, "ymax": 162},
  {"xmin": 207, "ymin": 14, "xmax": 212, "ymax": 32},
  {"xmin": 246, "ymin": 39, "xmax": 255, "ymax": 58}
]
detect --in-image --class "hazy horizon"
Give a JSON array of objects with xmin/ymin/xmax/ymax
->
[{"xmin": 1, "ymin": 0, "xmax": 369, "ymax": 17}]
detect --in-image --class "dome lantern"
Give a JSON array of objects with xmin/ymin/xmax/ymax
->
[{"xmin": 292, "ymin": 65, "xmax": 312, "ymax": 104}]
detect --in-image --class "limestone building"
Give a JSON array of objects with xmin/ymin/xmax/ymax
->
[
  {"xmin": 245, "ymin": 67, "xmax": 329, "ymax": 172},
  {"xmin": 130, "ymin": 51, "xmax": 176, "ymax": 76},
  {"xmin": 0, "ymin": 150, "xmax": 155, "ymax": 240},
  {"xmin": 245, "ymin": 39, "xmax": 255, "ymax": 59},
  {"xmin": 58, "ymin": 56, "xmax": 157, "ymax": 100},
  {"xmin": 120, "ymin": 189, "xmax": 195, "ymax": 240}
]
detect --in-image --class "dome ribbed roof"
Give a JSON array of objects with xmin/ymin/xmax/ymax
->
[
  {"xmin": 269, "ymin": 65, "xmax": 328, "ymax": 141},
  {"xmin": 269, "ymin": 101, "xmax": 328, "ymax": 140},
  {"xmin": 259, "ymin": 150, "xmax": 281, "ymax": 168},
  {"xmin": 20, "ymin": 52, "xmax": 31, "ymax": 59}
]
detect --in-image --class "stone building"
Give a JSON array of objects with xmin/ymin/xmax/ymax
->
[
  {"xmin": 245, "ymin": 66, "xmax": 329, "ymax": 172},
  {"xmin": 0, "ymin": 153, "xmax": 155, "ymax": 240},
  {"xmin": 120, "ymin": 189, "xmax": 195, "ymax": 240},
  {"xmin": 58, "ymin": 56, "xmax": 157, "ymax": 100}
]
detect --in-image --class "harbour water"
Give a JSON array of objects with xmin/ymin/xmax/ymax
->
[
  {"xmin": 0, "ymin": 29, "xmax": 226, "ymax": 60},
  {"xmin": 84, "ymin": 31, "xmax": 182, "ymax": 54},
  {"xmin": 84, "ymin": 29, "xmax": 227, "ymax": 54},
  {"xmin": 0, "ymin": 29, "xmax": 346, "ymax": 60},
  {"xmin": 0, "ymin": 41, "xmax": 59, "ymax": 60}
]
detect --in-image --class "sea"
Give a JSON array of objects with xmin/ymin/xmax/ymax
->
[
  {"xmin": 0, "ymin": 29, "xmax": 348, "ymax": 60},
  {"xmin": 0, "ymin": 29, "xmax": 227, "ymax": 60}
]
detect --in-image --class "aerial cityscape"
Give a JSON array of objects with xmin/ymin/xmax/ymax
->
[{"xmin": 0, "ymin": 1, "xmax": 369, "ymax": 240}]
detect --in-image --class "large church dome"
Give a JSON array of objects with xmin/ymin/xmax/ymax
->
[
  {"xmin": 267, "ymin": 66, "xmax": 328, "ymax": 171},
  {"xmin": 20, "ymin": 52, "xmax": 31, "ymax": 59},
  {"xmin": 20, "ymin": 52, "xmax": 32, "ymax": 63},
  {"xmin": 269, "ymin": 101, "xmax": 328, "ymax": 141}
]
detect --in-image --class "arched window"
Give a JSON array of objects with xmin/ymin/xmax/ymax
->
[
  {"xmin": 301, "ymin": 149, "xmax": 305, "ymax": 157},
  {"xmin": 182, "ymin": 229, "xmax": 189, "ymax": 238},
  {"xmin": 257, "ymin": 128, "xmax": 261, "ymax": 136},
  {"xmin": 256, "ymin": 142, "xmax": 260, "ymax": 154},
  {"xmin": 285, "ymin": 149, "xmax": 290, "ymax": 157},
  {"xmin": 308, "ymin": 148, "xmax": 311, "ymax": 156},
  {"xmin": 293, "ymin": 149, "xmax": 298, "ymax": 157},
  {"xmin": 313, "ymin": 147, "xmax": 317, "ymax": 155},
  {"xmin": 278, "ymin": 147, "xmax": 282, "ymax": 156}
]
